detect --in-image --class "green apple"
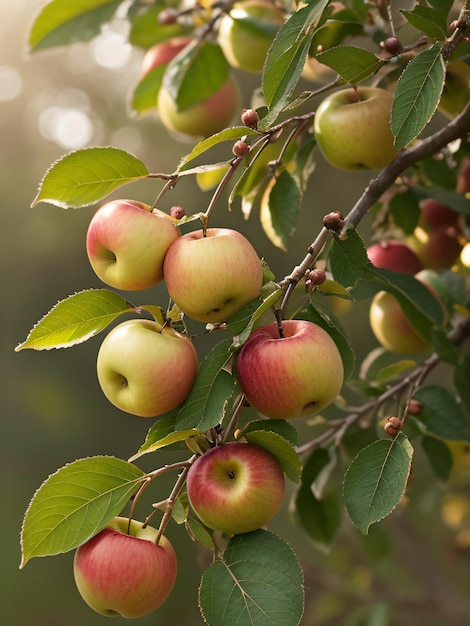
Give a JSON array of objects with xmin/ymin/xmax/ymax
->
[
  {"xmin": 313, "ymin": 86, "xmax": 399, "ymax": 170},
  {"xmin": 186, "ymin": 442, "xmax": 285, "ymax": 534},
  {"xmin": 236, "ymin": 319, "xmax": 344, "ymax": 419},
  {"xmin": 96, "ymin": 319, "xmax": 198, "ymax": 417},
  {"xmin": 367, "ymin": 240, "xmax": 423, "ymax": 274},
  {"xmin": 86, "ymin": 199, "xmax": 179, "ymax": 291},
  {"xmin": 217, "ymin": 0, "xmax": 286, "ymax": 73},
  {"xmin": 163, "ymin": 227, "xmax": 263, "ymax": 323},
  {"xmin": 438, "ymin": 61, "xmax": 470, "ymax": 120},
  {"xmin": 73, "ymin": 517, "xmax": 177, "ymax": 618}
]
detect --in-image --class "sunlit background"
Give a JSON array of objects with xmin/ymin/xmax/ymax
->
[{"xmin": 2, "ymin": 2, "xmax": 470, "ymax": 625}]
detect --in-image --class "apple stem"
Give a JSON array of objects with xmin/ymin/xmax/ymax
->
[{"xmin": 221, "ymin": 394, "xmax": 246, "ymax": 443}]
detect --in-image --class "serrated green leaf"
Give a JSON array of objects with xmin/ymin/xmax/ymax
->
[
  {"xmin": 388, "ymin": 189, "xmax": 421, "ymax": 235},
  {"xmin": 20, "ymin": 456, "xmax": 146, "ymax": 567},
  {"xmin": 400, "ymin": 7, "xmax": 447, "ymax": 40},
  {"xmin": 413, "ymin": 385, "xmax": 470, "ymax": 442},
  {"xmin": 175, "ymin": 339, "xmax": 237, "ymax": 431},
  {"xmin": 32, "ymin": 147, "xmax": 149, "ymax": 208},
  {"xmin": 329, "ymin": 228, "xmax": 370, "ymax": 289},
  {"xmin": 244, "ymin": 430, "xmax": 302, "ymax": 483},
  {"xmin": 391, "ymin": 45, "xmax": 446, "ymax": 149},
  {"xmin": 316, "ymin": 45, "xmax": 384, "ymax": 84},
  {"xmin": 343, "ymin": 432, "xmax": 413, "ymax": 534},
  {"xmin": 15, "ymin": 289, "xmax": 134, "ymax": 351},
  {"xmin": 186, "ymin": 516, "xmax": 215, "ymax": 550},
  {"xmin": 199, "ymin": 530, "xmax": 304, "ymax": 626},
  {"xmin": 29, "ymin": 0, "xmax": 121, "ymax": 51}
]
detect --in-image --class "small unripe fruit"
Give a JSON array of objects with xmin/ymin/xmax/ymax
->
[
  {"xmin": 307, "ymin": 268, "xmax": 327, "ymax": 286},
  {"xmin": 407, "ymin": 398, "xmax": 422, "ymax": 416},
  {"xmin": 323, "ymin": 211, "xmax": 343, "ymax": 233},
  {"xmin": 384, "ymin": 416, "xmax": 401, "ymax": 438},
  {"xmin": 380, "ymin": 36, "xmax": 403, "ymax": 56},
  {"xmin": 241, "ymin": 108, "xmax": 259, "ymax": 128},
  {"xmin": 232, "ymin": 139, "xmax": 250, "ymax": 157}
]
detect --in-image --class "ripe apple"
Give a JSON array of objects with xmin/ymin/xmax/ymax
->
[
  {"xmin": 438, "ymin": 61, "xmax": 470, "ymax": 120},
  {"xmin": 236, "ymin": 319, "xmax": 344, "ymax": 419},
  {"xmin": 163, "ymin": 227, "xmax": 263, "ymax": 323},
  {"xmin": 407, "ymin": 225, "xmax": 462, "ymax": 270},
  {"xmin": 367, "ymin": 240, "xmax": 423, "ymax": 275},
  {"xmin": 86, "ymin": 199, "xmax": 179, "ymax": 291},
  {"xmin": 186, "ymin": 442, "xmax": 285, "ymax": 534},
  {"xmin": 96, "ymin": 319, "xmax": 198, "ymax": 417},
  {"xmin": 140, "ymin": 37, "xmax": 192, "ymax": 78},
  {"xmin": 419, "ymin": 198, "xmax": 460, "ymax": 233},
  {"xmin": 313, "ymin": 87, "xmax": 399, "ymax": 170},
  {"xmin": 73, "ymin": 517, "xmax": 177, "ymax": 618},
  {"xmin": 217, "ymin": 0, "xmax": 286, "ymax": 73}
]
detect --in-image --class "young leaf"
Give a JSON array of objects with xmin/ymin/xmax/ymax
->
[
  {"xmin": 32, "ymin": 147, "xmax": 149, "ymax": 208},
  {"xmin": 243, "ymin": 430, "xmax": 302, "ymax": 483},
  {"xmin": 15, "ymin": 289, "xmax": 135, "ymax": 351},
  {"xmin": 20, "ymin": 456, "xmax": 146, "ymax": 567},
  {"xmin": 315, "ymin": 45, "xmax": 384, "ymax": 84},
  {"xmin": 199, "ymin": 530, "xmax": 304, "ymax": 626},
  {"xmin": 391, "ymin": 45, "xmax": 446, "ymax": 149},
  {"xmin": 175, "ymin": 339, "xmax": 238, "ymax": 431},
  {"xmin": 343, "ymin": 432, "xmax": 413, "ymax": 534},
  {"xmin": 413, "ymin": 385, "xmax": 470, "ymax": 442},
  {"xmin": 29, "ymin": 0, "xmax": 121, "ymax": 51}
]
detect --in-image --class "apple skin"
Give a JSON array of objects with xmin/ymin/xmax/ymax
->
[
  {"xmin": 236, "ymin": 319, "xmax": 344, "ymax": 419},
  {"xmin": 313, "ymin": 87, "xmax": 399, "ymax": 170},
  {"xmin": 419, "ymin": 198, "xmax": 460, "ymax": 233},
  {"xmin": 73, "ymin": 517, "xmax": 177, "ymax": 618},
  {"xmin": 367, "ymin": 240, "xmax": 423, "ymax": 275},
  {"xmin": 438, "ymin": 61, "xmax": 470, "ymax": 120},
  {"xmin": 217, "ymin": 0, "xmax": 286, "ymax": 73},
  {"xmin": 186, "ymin": 442, "xmax": 285, "ymax": 535},
  {"xmin": 163, "ymin": 228, "xmax": 263, "ymax": 323},
  {"xmin": 96, "ymin": 319, "xmax": 198, "ymax": 417},
  {"xmin": 407, "ymin": 225, "xmax": 462, "ymax": 270},
  {"xmin": 86, "ymin": 199, "xmax": 179, "ymax": 291},
  {"xmin": 140, "ymin": 37, "xmax": 192, "ymax": 78}
]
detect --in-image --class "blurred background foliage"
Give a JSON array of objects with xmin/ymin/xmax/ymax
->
[{"xmin": 2, "ymin": 1, "xmax": 470, "ymax": 625}]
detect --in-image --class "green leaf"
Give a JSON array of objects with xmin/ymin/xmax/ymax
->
[
  {"xmin": 413, "ymin": 385, "xmax": 470, "ymax": 442},
  {"xmin": 262, "ymin": 2, "xmax": 329, "ymax": 125},
  {"xmin": 128, "ymin": 414, "xmax": 200, "ymax": 462},
  {"xmin": 15, "ymin": 289, "xmax": 134, "ymax": 351},
  {"xmin": 29, "ymin": 0, "xmax": 121, "ymax": 51},
  {"xmin": 400, "ymin": 7, "xmax": 447, "ymax": 40},
  {"xmin": 175, "ymin": 339, "xmax": 238, "ymax": 431},
  {"xmin": 32, "ymin": 147, "xmax": 149, "ymax": 208},
  {"xmin": 409, "ymin": 185, "xmax": 470, "ymax": 216},
  {"xmin": 343, "ymin": 432, "xmax": 413, "ymax": 534},
  {"xmin": 329, "ymin": 228, "xmax": 370, "ymax": 289},
  {"xmin": 131, "ymin": 65, "xmax": 166, "ymax": 115},
  {"xmin": 316, "ymin": 45, "xmax": 384, "ymax": 84},
  {"xmin": 261, "ymin": 170, "xmax": 301, "ymax": 250},
  {"xmin": 388, "ymin": 189, "xmax": 421, "ymax": 235},
  {"xmin": 243, "ymin": 430, "xmax": 302, "ymax": 483},
  {"xmin": 229, "ymin": 287, "xmax": 284, "ymax": 350},
  {"xmin": 163, "ymin": 40, "xmax": 229, "ymax": 112},
  {"xmin": 240, "ymin": 418, "xmax": 299, "ymax": 447},
  {"xmin": 421, "ymin": 436, "xmax": 452, "ymax": 482},
  {"xmin": 455, "ymin": 355, "xmax": 470, "ymax": 419},
  {"xmin": 199, "ymin": 530, "xmax": 304, "ymax": 626},
  {"xmin": 391, "ymin": 45, "xmax": 446, "ymax": 149},
  {"xmin": 129, "ymin": 6, "xmax": 188, "ymax": 49},
  {"xmin": 20, "ymin": 456, "xmax": 146, "ymax": 567},
  {"xmin": 292, "ymin": 447, "xmax": 341, "ymax": 551}
]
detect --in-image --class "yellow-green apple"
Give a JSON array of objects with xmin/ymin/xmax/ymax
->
[
  {"xmin": 217, "ymin": 0, "xmax": 286, "ymax": 73},
  {"xmin": 313, "ymin": 87, "xmax": 399, "ymax": 170},
  {"xmin": 236, "ymin": 319, "xmax": 344, "ymax": 419},
  {"xmin": 438, "ymin": 61, "xmax": 470, "ymax": 120},
  {"xmin": 73, "ymin": 517, "xmax": 177, "ymax": 618},
  {"xmin": 96, "ymin": 319, "xmax": 198, "ymax": 417},
  {"xmin": 367, "ymin": 240, "xmax": 423, "ymax": 274},
  {"xmin": 86, "ymin": 199, "xmax": 179, "ymax": 291},
  {"xmin": 186, "ymin": 442, "xmax": 285, "ymax": 534},
  {"xmin": 407, "ymin": 225, "xmax": 462, "ymax": 270},
  {"xmin": 419, "ymin": 198, "xmax": 460, "ymax": 233},
  {"xmin": 163, "ymin": 227, "xmax": 263, "ymax": 323}
]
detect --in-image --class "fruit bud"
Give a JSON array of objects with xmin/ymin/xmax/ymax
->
[
  {"xmin": 241, "ymin": 108, "xmax": 259, "ymax": 129},
  {"xmin": 232, "ymin": 140, "xmax": 250, "ymax": 157},
  {"xmin": 380, "ymin": 36, "xmax": 403, "ymax": 56},
  {"xmin": 306, "ymin": 268, "xmax": 327, "ymax": 287},
  {"xmin": 323, "ymin": 211, "xmax": 344, "ymax": 233},
  {"xmin": 158, "ymin": 8, "xmax": 179, "ymax": 25},
  {"xmin": 407, "ymin": 398, "xmax": 422, "ymax": 416},
  {"xmin": 170, "ymin": 205, "xmax": 185, "ymax": 219},
  {"xmin": 384, "ymin": 415, "xmax": 401, "ymax": 438}
]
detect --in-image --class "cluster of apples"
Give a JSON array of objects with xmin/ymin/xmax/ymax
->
[
  {"xmin": 367, "ymin": 162, "xmax": 469, "ymax": 353},
  {"xmin": 73, "ymin": 441, "xmax": 286, "ymax": 618},
  {"xmin": 140, "ymin": 0, "xmax": 287, "ymax": 139}
]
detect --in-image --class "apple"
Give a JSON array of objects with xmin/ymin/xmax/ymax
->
[
  {"xmin": 140, "ymin": 37, "xmax": 192, "ymax": 78},
  {"xmin": 236, "ymin": 319, "xmax": 344, "ymax": 419},
  {"xmin": 163, "ymin": 227, "xmax": 263, "ymax": 323},
  {"xmin": 86, "ymin": 199, "xmax": 179, "ymax": 291},
  {"xmin": 96, "ymin": 319, "xmax": 198, "ymax": 417},
  {"xmin": 419, "ymin": 198, "xmax": 460, "ymax": 233},
  {"xmin": 186, "ymin": 442, "xmax": 285, "ymax": 534},
  {"xmin": 457, "ymin": 159, "xmax": 470, "ymax": 196},
  {"xmin": 217, "ymin": 0, "xmax": 286, "ymax": 73},
  {"xmin": 313, "ymin": 87, "xmax": 399, "ymax": 170},
  {"xmin": 438, "ymin": 61, "xmax": 470, "ymax": 120},
  {"xmin": 73, "ymin": 517, "xmax": 177, "ymax": 618},
  {"xmin": 407, "ymin": 225, "xmax": 462, "ymax": 270},
  {"xmin": 367, "ymin": 240, "xmax": 423, "ymax": 275}
]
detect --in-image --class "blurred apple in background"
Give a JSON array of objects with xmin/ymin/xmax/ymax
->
[
  {"xmin": 438, "ymin": 60, "xmax": 470, "ymax": 120},
  {"xmin": 367, "ymin": 240, "xmax": 423, "ymax": 274}
]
